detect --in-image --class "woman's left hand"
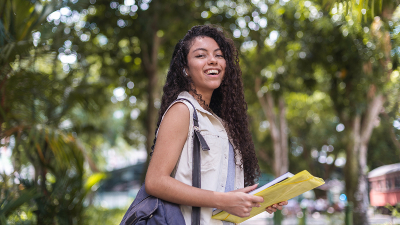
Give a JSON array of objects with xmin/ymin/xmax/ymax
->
[{"xmin": 265, "ymin": 201, "xmax": 288, "ymax": 214}]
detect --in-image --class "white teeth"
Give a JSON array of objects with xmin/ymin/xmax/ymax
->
[{"xmin": 206, "ymin": 69, "xmax": 219, "ymax": 75}]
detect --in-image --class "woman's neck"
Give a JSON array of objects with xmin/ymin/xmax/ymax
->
[{"xmin": 189, "ymin": 90, "xmax": 212, "ymax": 110}]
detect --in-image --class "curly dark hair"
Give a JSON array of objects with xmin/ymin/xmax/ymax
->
[{"xmin": 152, "ymin": 25, "xmax": 260, "ymax": 186}]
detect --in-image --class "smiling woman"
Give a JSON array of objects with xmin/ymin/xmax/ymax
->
[
  {"xmin": 121, "ymin": 25, "xmax": 287, "ymax": 225},
  {"xmin": 185, "ymin": 36, "xmax": 226, "ymax": 104}
]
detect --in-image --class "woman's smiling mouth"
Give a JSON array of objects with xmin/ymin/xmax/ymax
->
[{"xmin": 204, "ymin": 69, "xmax": 221, "ymax": 76}]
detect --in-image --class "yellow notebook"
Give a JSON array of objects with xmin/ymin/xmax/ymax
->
[{"xmin": 211, "ymin": 170, "xmax": 325, "ymax": 223}]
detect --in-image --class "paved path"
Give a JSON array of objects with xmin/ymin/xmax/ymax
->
[{"xmin": 241, "ymin": 212, "xmax": 400, "ymax": 225}]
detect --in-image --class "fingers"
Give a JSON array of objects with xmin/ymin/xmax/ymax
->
[
  {"xmin": 266, "ymin": 207, "xmax": 275, "ymax": 214},
  {"xmin": 265, "ymin": 205, "xmax": 276, "ymax": 214},
  {"xmin": 240, "ymin": 211, "xmax": 251, "ymax": 218},
  {"xmin": 237, "ymin": 206, "xmax": 252, "ymax": 218},
  {"xmin": 240, "ymin": 199, "xmax": 261, "ymax": 217},
  {"xmin": 252, "ymin": 195, "xmax": 264, "ymax": 203},
  {"xmin": 243, "ymin": 200, "xmax": 260, "ymax": 211},
  {"xmin": 265, "ymin": 201, "xmax": 287, "ymax": 214},
  {"xmin": 236, "ymin": 183, "xmax": 258, "ymax": 193},
  {"xmin": 280, "ymin": 201, "xmax": 288, "ymax": 206},
  {"xmin": 237, "ymin": 191, "xmax": 264, "ymax": 204}
]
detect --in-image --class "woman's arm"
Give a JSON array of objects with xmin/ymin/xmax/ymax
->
[{"xmin": 145, "ymin": 102, "xmax": 263, "ymax": 218}]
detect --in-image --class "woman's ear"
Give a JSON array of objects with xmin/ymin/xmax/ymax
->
[{"xmin": 183, "ymin": 68, "xmax": 189, "ymax": 77}]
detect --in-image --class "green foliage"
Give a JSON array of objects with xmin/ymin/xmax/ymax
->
[
  {"xmin": 0, "ymin": 0, "xmax": 107, "ymax": 224},
  {"xmin": 0, "ymin": 189, "xmax": 39, "ymax": 221},
  {"xmin": 385, "ymin": 204, "xmax": 400, "ymax": 218},
  {"xmin": 81, "ymin": 206, "xmax": 126, "ymax": 225},
  {"xmin": 4, "ymin": 203, "xmax": 36, "ymax": 225},
  {"xmin": 5, "ymin": 126, "xmax": 104, "ymax": 225},
  {"xmin": 0, "ymin": 0, "xmax": 61, "ymax": 77},
  {"xmin": 84, "ymin": 173, "xmax": 107, "ymax": 192},
  {"xmin": 368, "ymin": 116, "xmax": 400, "ymax": 169},
  {"xmin": 323, "ymin": 0, "xmax": 400, "ymax": 24},
  {"xmin": 285, "ymin": 91, "xmax": 345, "ymax": 178},
  {"xmin": 238, "ymin": 0, "xmax": 349, "ymax": 180},
  {"xmin": 0, "ymin": 174, "xmax": 40, "ymax": 225}
]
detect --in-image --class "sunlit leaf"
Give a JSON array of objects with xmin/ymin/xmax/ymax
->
[{"xmin": 84, "ymin": 173, "xmax": 107, "ymax": 191}]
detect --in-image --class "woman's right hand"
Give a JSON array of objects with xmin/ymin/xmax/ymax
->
[{"xmin": 217, "ymin": 184, "xmax": 264, "ymax": 218}]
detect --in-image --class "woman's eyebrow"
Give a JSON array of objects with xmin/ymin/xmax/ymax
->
[
  {"xmin": 192, "ymin": 48, "xmax": 207, "ymax": 53},
  {"xmin": 192, "ymin": 48, "xmax": 222, "ymax": 53}
]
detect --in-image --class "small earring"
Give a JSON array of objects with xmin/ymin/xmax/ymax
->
[{"xmin": 183, "ymin": 69, "xmax": 188, "ymax": 77}]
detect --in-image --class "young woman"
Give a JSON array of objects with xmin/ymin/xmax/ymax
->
[{"xmin": 145, "ymin": 25, "xmax": 287, "ymax": 225}]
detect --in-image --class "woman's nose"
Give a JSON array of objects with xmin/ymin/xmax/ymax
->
[{"xmin": 208, "ymin": 55, "xmax": 217, "ymax": 64}]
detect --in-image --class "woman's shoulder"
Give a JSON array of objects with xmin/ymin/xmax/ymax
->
[
  {"xmin": 168, "ymin": 92, "xmax": 197, "ymax": 113},
  {"xmin": 158, "ymin": 101, "xmax": 191, "ymax": 136},
  {"xmin": 168, "ymin": 101, "xmax": 190, "ymax": 114},
  {"xmin": 162, "ymin": 100, "xmax": 192, "ymax": 122}
]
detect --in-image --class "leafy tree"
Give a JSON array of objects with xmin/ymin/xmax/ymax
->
[
  {"xmin": 1, "ymin": 0, "xmax": 107, "ymax": 224},
  {"xmin": 288, "ymin": 1, "xmax": 400, "ymax": 223},
  {"xmin": 235, "ymin": 1, "xmax": 400, "ymax": 224}
]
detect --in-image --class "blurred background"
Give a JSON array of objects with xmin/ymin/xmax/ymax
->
[{"xmin": 1, "ymin": 0, "xmax": 400, "ymax": 224}]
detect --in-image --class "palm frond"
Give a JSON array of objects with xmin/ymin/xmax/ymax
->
[
  {"xmin": 0, "ymin": 40, "xmax": 32, "ymax": 67},
  {"xmin": 0, "ymin": 189, "xmax": 41, "ymax": 219},
  {"xmin": 0, "ymin": 0, "xmax": 62, "ymax": 68}
]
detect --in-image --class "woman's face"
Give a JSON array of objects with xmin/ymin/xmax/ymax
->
[{"xmin": 186, "ymin": 36, "xmax": 226, "ymax": 96}]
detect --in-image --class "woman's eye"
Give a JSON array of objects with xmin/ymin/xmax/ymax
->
[
  {"xmin": 195, "ymin": 55, "xmax": 204, "ymax": 58},
  {"xmin": 216, "ymin": 55, "xmax": 224, "ymax": 58}
]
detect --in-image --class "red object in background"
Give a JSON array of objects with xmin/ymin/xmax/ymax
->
[{"xmin": 368, "ymin": 163, "xmax": 400, "ymax": 206}]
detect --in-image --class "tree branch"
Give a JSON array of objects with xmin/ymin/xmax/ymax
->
[
  {"xmin": 360, "ymin": 94, "xmax": 385, "ymax": 145},
  {"xmin": 255, "ymin": 77, "xmax": 283, "ymax": 176},
  {"xmin": 255, "ymin": 78, "xmax": 280, "ymax": 141}
]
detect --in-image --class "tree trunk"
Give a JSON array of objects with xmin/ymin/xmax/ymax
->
[
  {"xmin": 255, "ymin": 78, "xmax": 289, "ymax": 177},
  {"xmin": 140, "ymin": 29, "xmax": 161, "ymax": 181},
  {"xmin": 144, "ymin": 69, "xmax": 158, "ymax": 157},
  {"xmin": 278, "ymin": 96, "xmax": 289, "ymax": 176},
  {"xmin": 345, "ymin": 94, "xmax": 384, "ymax": 225}
]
